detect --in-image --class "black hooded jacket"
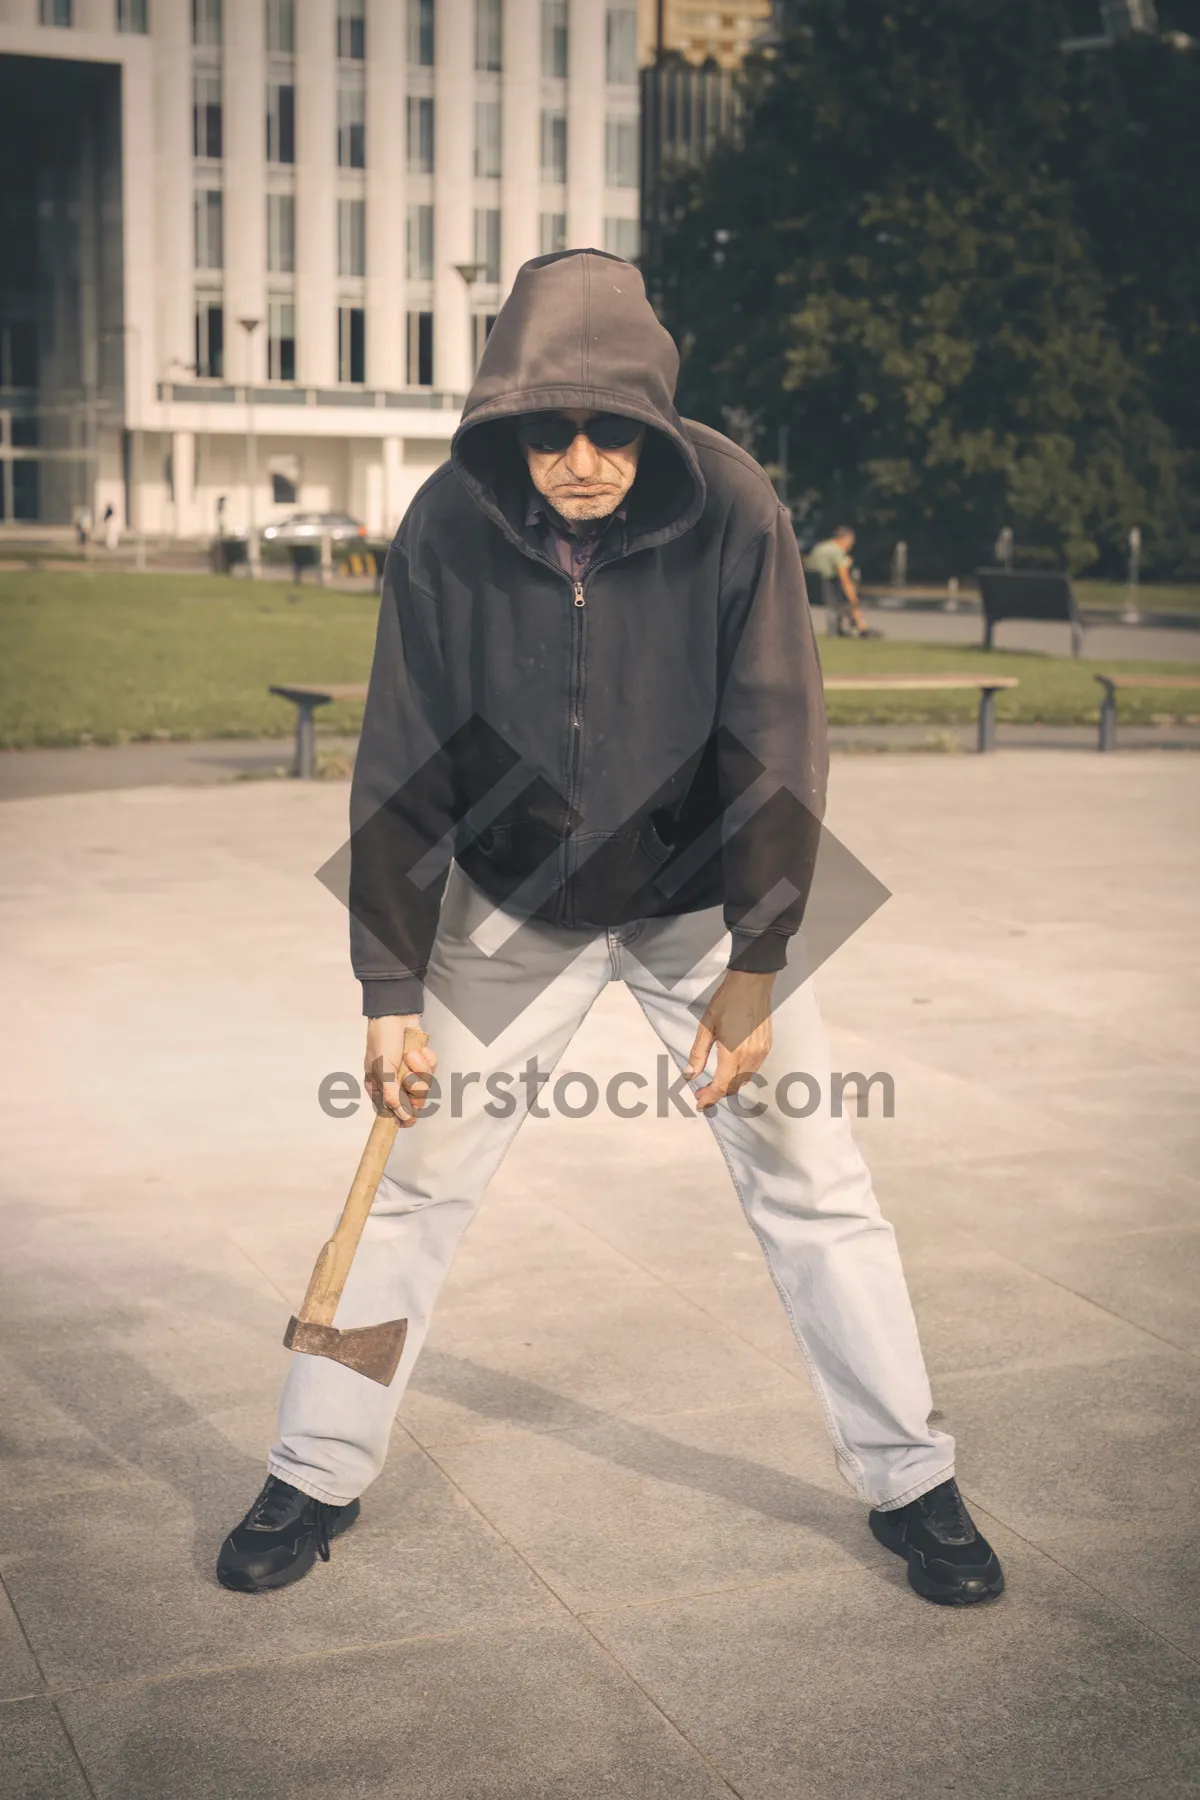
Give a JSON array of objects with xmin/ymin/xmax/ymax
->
[{"xmin": 350, "ymin": 249, "xmax": 828, "ymax": 1017}]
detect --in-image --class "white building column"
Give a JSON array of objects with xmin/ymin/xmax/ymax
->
[
  {"xmin": 224, "ymin": 0, "xmax": 267, "ymax": 380},
  {"xmin": 434, "ymin": 0, "xmax": 474, "ymax": 395},
  {"xmin": 296, "ymin": 0, "xmax": 337, "ymax": 387},
  {"xmin": 366, "ymin": 0, "xmax": 406, "ymax": 390},
  {"xmin": 153, "ymin": 0, "xmax": 195, "ymax": 395},
  {"xmin": 567, "ymin": 0, "xmax": 605, "ymax": 252},
  {"xmin": 501, "ymin": 0, "xmax": 540, "ymax": 287},
  {"xmin": 171, "ymin": 429, "xmax": 196, "ymax": 538},
  {"xmin": 383, "ymin": 434, "xmax": 404, "ymax": 535}
]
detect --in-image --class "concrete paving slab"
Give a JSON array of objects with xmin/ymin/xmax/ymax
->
[
  {"xmin": 1005, "ymin": 1225, "xmax": 1200, "ymax": 1356},
  {"xmin": 56, "ymin": 1620, "xmax": 735, "ymax": 1800},
  {"xmin": 0, "ymin": 1582, "xmax": 43, "ymax": 1702},
  {"xmin": 1034, "ymin": 1508, "xmax": 1200, "ymax": 1662},
  {"xmin": 0, "ymin": 753, "xmax": 1196, "ymax": 1795},
  {"xmin": 583, "ymin": 1526, "xmax": 1200, "ymax": 1800},
  {"xmin": 0, "ymin": 1426, "xmax": 564, "ymax": 1690},
  {"xmin": 427, "ymin": 1396, "xmax": 874, "ymax": 1614},
  {"xmin": 935, "ymin": 1352, "xmax": 1199, "ymax": 1542},
  {"xmin": 0, "ymin": 1698, "xmax": 92, "ymax": 1800}
]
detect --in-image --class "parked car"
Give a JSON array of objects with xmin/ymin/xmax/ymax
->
[{"xmin": 261, "ymin": 511, "xmax": 367, "ymax": 545}]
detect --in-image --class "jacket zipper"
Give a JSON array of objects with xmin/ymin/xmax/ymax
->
[{"xmin": 564, "ymin": 577, "xmax": 588, "ymax": 924}]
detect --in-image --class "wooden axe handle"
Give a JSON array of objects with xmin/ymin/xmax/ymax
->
[{"xmin": 296, "ymin": 1027, "xmax": 428, "ymax": 1329}]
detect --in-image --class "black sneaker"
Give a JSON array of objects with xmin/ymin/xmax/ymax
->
[
  {"xmin": 869, "ymin": 1478, "xmax": 1004, "ymax": 1606},
  {"xmin": 216, "ymin": 1475, "xmax": 360, "ymax": 1593}
]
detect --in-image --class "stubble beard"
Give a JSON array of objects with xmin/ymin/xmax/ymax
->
[{"xmin": 546, "ymin": 488, "xmax": 620, "ymax": 522}]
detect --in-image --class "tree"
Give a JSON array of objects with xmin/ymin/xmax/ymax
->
[{"xmin": 654, "ymin": 0, "xmax": 1199, "ymax": 576}]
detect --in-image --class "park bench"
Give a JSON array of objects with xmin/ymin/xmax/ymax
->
[
  {"xmin": 270, "ymin": 672, "xmax": 1020, "ymax": 779},
  {"xmin": 977, "ymin": 568, "xmax": 1084, "ymax": 659},
  {"xmin": 269, "ymin": 682, "xmax": 367, "ymax": 778},
  {"xmin": 1094, "ymin": 671, "xmax": 1200, "ymax": 751},
  {"xmin": 823, "ymin": 674, "xmax": 1020, "ymax": 752}
]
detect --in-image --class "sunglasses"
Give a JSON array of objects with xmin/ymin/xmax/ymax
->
[{"xmin": 515, "ymin": 412, "xmax": 643, "ymax": 453}]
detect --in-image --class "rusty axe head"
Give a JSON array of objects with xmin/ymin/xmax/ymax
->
[{"xmin": 284, "ymin": 1315, "xmax": 408, "ymax": 1386}]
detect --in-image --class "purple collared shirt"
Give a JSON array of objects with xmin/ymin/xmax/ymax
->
[{"xmin": 524, "ymin": 492, "xmax": 626, "ymax": 585}]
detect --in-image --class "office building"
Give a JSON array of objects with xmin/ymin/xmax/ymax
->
[{"xmin": 0, "ymin": 0, "xmax": 641, "ymax": 537}]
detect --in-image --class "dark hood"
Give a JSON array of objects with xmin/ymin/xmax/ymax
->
[{"xmin": 451, "ymin": 249, "xmax": 706, "ymax": 554}]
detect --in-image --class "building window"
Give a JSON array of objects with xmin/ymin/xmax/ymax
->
[
  {"xmin": 265, "ymin": 0, "xmax": 294, "ymax": 53},
  {"xmin": 474, "ymin": 100, "xmax": 501, "ymax": 179},
  {"xmin": 192, "ymin": 0, "xmax": 221, "ymax": 47},
  {"xmin": 406, "ymin": 203, "xmax": 434, "ymax": 281},
  {"xmin": 337, "ymin": 0, "xmax": 365, "ymax": 59},
  {"xmin": 194, "ymin": 188, "xmax": 224, "ymax": 269},
  {"xmin": 408, "ymin": 0, "xmax": 433, "ymax": 65},
  {"xmin": 605, "ymin": 115, "xmax": 637, "ymax": 187},
  {"xmin": 338, "ymin": 75, "xmax": 365, "ymax": 168},
  {"xmin": 267, "ymin": 81, "xmax": 295, "ymax": 164},
  {"xmin": 272, "ymin": 468, "xmax": 298, "ymax": 504},
  {"xmin": 541, "ymin": 0, "xmax": 567, "ymax": 76},
  {"xmin": 117, "ymin": 0, "xmax": 149, "ymax": 31},
  {"xmin": 338, "ymin": 197, "xmax": 366, "ymax": 278},
  {"xmin": 267, "ymin": 193, "xmax": 295, "ymax": 272},
  {"xmin": 39, "ymin": 0, "xmax": 72, "ymax": 23},
  {"xmin": 475, "ymin": 0, "xmax": 502, "ymax": 72},
  {"xmin": 193, "ymin": 72, "xmax": 222, "ymax": 159},
  {"xmin": 407, "ymin": 96, "xmax": 434, "ymax": 174},
  {"xmin": 267, "ymin": 295, "xmax": 296, "ymax": 382},
  {"xmin": 605, "ymin": 5, "xmax": 637, "ymax": 85},
  {"xmin": 540, "ymin": 110, "xmax": 567, "ymax": 184},
  {"xmin": 539, "ymin": 211, "xmax": 566, "ymax": 256},
  {"xmin": 338, "ymin": 306, "xmax": 365, "ymax": 384},
  {"xmin": 474, "ymin": 208, "xmax": 500, "ymax": 285},
  {"xmin": 472, "ymin": 313, "xmax": 497, "ymax": 370},
  {"xmin": 604, "ymin": 216, "xmax": 639, "ymax": 261},
  {"xmin": 407, "ymin": 311, "xmax": 433, "ymax": 387},
  {"xmin": 194, "ymin": 295, "xmax": 224, "ymax": 377}
]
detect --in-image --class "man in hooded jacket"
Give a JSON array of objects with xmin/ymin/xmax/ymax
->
[{"xmin": 218, "ymin": 251, "xmax": 1003, "ymax": 1609}]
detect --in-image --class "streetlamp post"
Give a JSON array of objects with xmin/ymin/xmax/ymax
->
[{"xmin": 239, "ymin": 316, "xmax": 262, "ymax": 579}]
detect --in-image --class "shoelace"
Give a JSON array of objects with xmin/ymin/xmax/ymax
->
[
  {"xmin": 249, "ymin": 1479, "xmax": 334, "ymax": 1559},
  {"xmin": 920, "ymin": 1483, "xmax": 974, "ymax": 1543}
]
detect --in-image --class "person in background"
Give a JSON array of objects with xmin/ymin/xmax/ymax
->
[{"xmin": 805, "ymin": 526, "xmax": 877, "ymax": 637}]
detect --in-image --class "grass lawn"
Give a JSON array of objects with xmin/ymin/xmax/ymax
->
[{"xmin": 1, "ymin": 567, "xmax": 1198, "ymax": 749}]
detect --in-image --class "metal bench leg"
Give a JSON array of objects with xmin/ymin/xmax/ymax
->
[
  {"xmin": 294, "ymin": 700, "xmax": 318, "ymax": 779},
  {"xmin": 1098, "ymin": 684, "xmax": 1117, "ymax": 753},
  {"xmin": 977, "ymin": 687, "xmax": 998, "ymax": 753}
]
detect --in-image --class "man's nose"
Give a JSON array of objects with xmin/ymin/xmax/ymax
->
[{"xmin": 564, "ymin": 432, "xmax": 602, "ymax": 479}]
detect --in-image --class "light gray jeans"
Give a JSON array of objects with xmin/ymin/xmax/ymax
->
[{"xmin": 271, "ymin": 867, "xmax": 954, "ymax": 1511}]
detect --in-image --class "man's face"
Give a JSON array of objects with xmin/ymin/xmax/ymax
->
[
  {"xmin": 836, "ymin": 530, "xmax": 855, "ymax": 551},
  {"xmin": 518, "ymin": 408, "xmax": 646, "ymax": 522}
]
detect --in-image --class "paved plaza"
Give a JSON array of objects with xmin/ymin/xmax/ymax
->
[{"xmin": 1, "ymin": 751, "xmax": 1197, "ymax": 1798}]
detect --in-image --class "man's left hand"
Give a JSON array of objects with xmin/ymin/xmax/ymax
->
[{"xmin": 685, "ymin": 970, "xmax": 775, "ymax": 1110}]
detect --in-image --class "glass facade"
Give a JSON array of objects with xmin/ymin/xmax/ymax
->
[
  {"xmin": 406, "ymin": 204, "xmax": 434, "ymax": 281},
  {"xmin": 407, "ymin": 97, "xmax": 434, "ymax": 175},
  {"xmin": 267, "ymin": 81, "xmax": 296, "ymax": 165},
  {"xmin": 605, "ymin": 6, "xmax": 638, "ymax": 85},
  {"xmin": 338, "ymin": 76, "xmax": 366, "ymax": 168},
  {"xmin": 475, "ymin": 0, "xmax": 503, "ymax": 73},
  {"xmin": 474, "ymin": 100, "xmax": 502, "ymax": 179},
  {"xmin": 193, "ymin": 72, "xmax": 222, "ymax": 161},
  {"xmin": 267, "ymin": 193, "xmax": 296, "ymax": 273},
  {"xmin": 474, "ymin": 208, "xmax": 501, "ymax": 285},
  {"xmin": 338, "ymin": 198, "xmax": 366, "ymax": 279},
  {"xmin": 338, "ymin": 0, "xmax": 366, "ymax": 60},
  {"xmin": 338, "ymin": 305, "xmax": 365, "ymax": 384},
  {"xmin": 541, "ymin": 0, "xmax": 567, "ymax": 78},
  {"xmin": 540, "ymin": 109, "xmax": 567, "ymax": 184},
  {"xmin": 267, "ymin": 295, "xmax": 296, "ymax": 381},
  {"xmin": 408, "ymin": 0, "xmax": 434, "ymax": 66}
]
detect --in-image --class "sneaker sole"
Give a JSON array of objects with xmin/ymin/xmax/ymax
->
[
  {"xmin": 869, "ymin": 1511, "xmax": 1004, "ymax": 1607},
  {"xmin": 216, "ymin": 1499, "xmax": 360, "ymax": 1595}
]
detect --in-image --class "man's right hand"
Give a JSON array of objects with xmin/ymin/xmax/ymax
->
[{"xmin": 364, "ymin": 1015, "xmax": 437, "ymax": 1128}]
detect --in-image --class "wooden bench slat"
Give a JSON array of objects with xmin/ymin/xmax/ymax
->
[
  {"xmin": 823, "ymin": 675, "xmax": 1020, "ymax": 692},
  {"xmin": 1094, "ymin": 673, "xmax": 1200, "ymax": 691}
]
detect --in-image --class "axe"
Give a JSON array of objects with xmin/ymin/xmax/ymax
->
[{"xmin": 284, "ymin": 1027, "xmax": 428, "ymax": 1386}]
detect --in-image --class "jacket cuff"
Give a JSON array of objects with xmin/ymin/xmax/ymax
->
[
  {"xmin": 361, "ymin": 975, "xmax": 425, "ymax": 1018},
  {"xmin": 727, "ymin": 928, "xmax": 789, "ymax": 974}
]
